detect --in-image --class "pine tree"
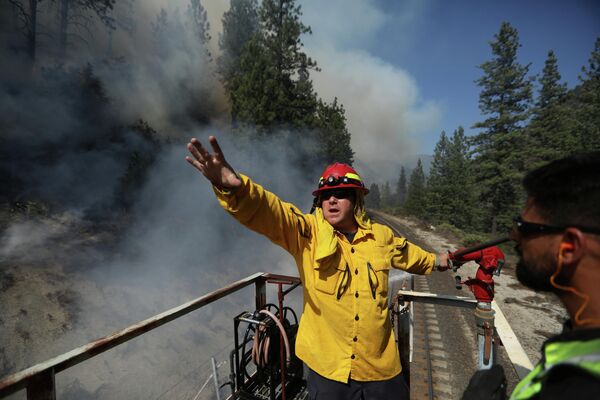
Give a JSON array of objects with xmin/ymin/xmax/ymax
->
[
  {"xmin": 381, "ymin": 181, "xmax": 392, "ymax": 208},
  {"xmin": 472, "ymin": 22, "xmax": 533, "ymax": 234},
  {"xmin": 424, "ymin": 128, "xmax": 475, "ymax": 229},
  {"xmin": 6, "ymin": 0, "xmax": 41, "ymax": 64},
  {"xmin": 223, "ymin": 0, "xmax": 354, "ymax": 165},
  {"xmin": 366, "ymin": 183, "xmax": 381, "ymax": 209},
  {"xmin": 218, "ymin": 0, "xmax": 259, "ymax": 88},
  {"xmin": 314, "ymin": 98, "xmax": 354, "ymax": 164},
  {"xmin": 152, "ymin": 9, "xmax": 171, "ymax": 58},
  {"xmin": 228, "ymin": 0, "xmax": 318, "ymax": 132},
  {"xmin": 427, "ymin": 131, "xmax": 451, "ymax": 223},
  {"xmin": 574, "ymin": 37, "xmax": 600, "ymax": 151},
  {"xmin": 526, "ymin": 50, "xmax": 570, "ymax": 165},
  {"xmin": 106, "ymin": 0, "xmax": 135, "ymax": 57},
  {"xmin": 580, "ymin": 37, "xmax": 600, "ymax": 81},
  {"xmin": 187, "ymin": 0, "xmax": 212, "ymax": 59},
  {"xmin": 57, "ymin": 0, "xmax": 115, "ymax": 61},
  {"xmin": 404, "ymin": 159, "xmax": 427, "ymax": 219},
  {"xmin": 395, "ymin": 166, "xmax": 407, "ymax": 207},
  {"xmin": 537, "ymin": 50, "xmax": 567, "ymax": 110},
  {"xmin": 447, "ymin": 127, "xmax": 476, "ymax": 229}
]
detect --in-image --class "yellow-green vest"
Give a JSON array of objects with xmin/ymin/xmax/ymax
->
[{"xmin": 510, "ymin": 337, "xmax": 600, "ymax": 399}]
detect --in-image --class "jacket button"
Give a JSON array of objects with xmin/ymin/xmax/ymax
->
[
  {"xmin": 353, "ymin": 336, "xmax": 358, "ymax": 342},
  {"xmin": 351, "ymin": 354, "xmax": 356, "ymax": 359},
  {"xmin": 354, "ymin": 268, "xmax": 358, "ymax": 275},
  {"xmin": 355, "ymin": 315, "xmax": 359, "ymax": 321},
  {"xmin": 351, "ymin": 248, "xmax": 355, "ymax": 253},
  {"xmin": 355, "ymin": 292, "xmax": 359, "ymax": 298}
]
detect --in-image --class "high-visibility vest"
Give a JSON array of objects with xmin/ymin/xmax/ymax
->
[{"xmin": 510, "ymin": 337, "xmax": 600, "ymax": 399}]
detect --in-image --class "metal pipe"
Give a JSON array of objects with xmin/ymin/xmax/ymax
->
[
  {"xmin": 277, "ymin": 283, "xmax": 287, "ymax": 400},
  {"xmin": 451, "ymin": 236, "xmax": 511, "ymax": 259},
  {"xmin": 211, "ymin": 357, "xmax": 221, "ymax": 400},
  {"xmin": 397, "ymin": 290, "xmax": 478, "ymax": 310}
]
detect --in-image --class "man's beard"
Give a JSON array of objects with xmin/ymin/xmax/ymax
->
[{"xmin": 515, "ymin": 247, "xmax": 557, "ymax": 292}]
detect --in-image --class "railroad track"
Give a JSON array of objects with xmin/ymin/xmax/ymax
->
[
  {"xmin": 373, "ymin": 210, "xmax": 467, "ymax": 399},
  {"xmin": 389, "ymin": 271, "xmax": 457, "ymax": 400},
  {"xmin": 409, "ymin": 275, "xmax": 454, "ymax": 399},
  {"xmin": 373, "ymin": 209, "xmax": 524, "ymax": 399}
]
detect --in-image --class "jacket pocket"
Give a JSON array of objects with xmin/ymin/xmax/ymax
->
[
  {"xmin": 370, "ymin": 255, "xmax": 391, "ymax": 297},
  {"xmin": 314, "ymin": 254, "xmax": 346, "ymax": 295}
]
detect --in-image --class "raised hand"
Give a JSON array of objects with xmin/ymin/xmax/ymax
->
[{"xmin": 185, "ymin": 136, "xmax": 242, "ymax": 190}]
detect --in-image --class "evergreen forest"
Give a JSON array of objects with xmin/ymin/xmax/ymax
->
[
  {"xmin": 369, "ymin": 23, "xmax": 600, "ymax": 239},
  {"xmin": 1, "ymin": 2, "xmax": 599, "ymax": 240}
]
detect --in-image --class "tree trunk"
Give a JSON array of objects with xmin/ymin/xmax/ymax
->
[
  {"xmin": 58, "ymin": 0, "xmax": 69, "ymax": 61},
  {"xmin": 27, "ymin": 0, "xmax": 37, "ymax": 65}
]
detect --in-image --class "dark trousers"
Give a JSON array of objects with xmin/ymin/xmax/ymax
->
[{"xmin": 306, "ymin": 368, "xmax": 409, "ymax": 400}]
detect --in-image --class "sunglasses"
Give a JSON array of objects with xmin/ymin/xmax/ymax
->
[
  {"xmin": 320, "ymin": 188, "xmax": 356, "ymax": 201},
  {"xmin": 512, "ymin": 215, "xmax": 600, "ymax": 237},
  {"xmin": 318, "ymin": 175, "xmax": 362, "ymax": 189}
]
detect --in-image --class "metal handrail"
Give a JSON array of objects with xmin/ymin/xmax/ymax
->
[
  {"xmin": 0, "ymin": 272, "xmax": 301, "ymax": 399},
  {"xmin": 393, "ymin": 289, "xmax": 533, "ymax": 380}
]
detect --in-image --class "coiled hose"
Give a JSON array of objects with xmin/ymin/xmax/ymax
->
[{"xmin": 251, "ymin": 309, "xmax": 291, "ymax": 368}]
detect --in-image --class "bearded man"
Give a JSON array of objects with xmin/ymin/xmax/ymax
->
[{"xmin": 463, "ymin": 152, "xmax": 600, "ymax": 400}]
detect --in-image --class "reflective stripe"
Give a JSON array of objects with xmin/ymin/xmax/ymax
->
[
  {"xmin": 510, "ymin": 365, "xmax": 543, "ymax": 400},
  {"xmin": 547, "ymin": 353, "xmax": 600, "ymax": 370},
  {"xmin": 546, "ymin": 338, "xmax": 600, "ymax": 366},
  {"xmin": 510, "ymin": 338, "xmax": 600, "ymax": 399},
  {"xmin": 345, "ymin": 172, "xmax": 361, "ymax": 181},
  {"xmin": 319, "ymin": 173, "xmax": 362, "ymax": 183}
]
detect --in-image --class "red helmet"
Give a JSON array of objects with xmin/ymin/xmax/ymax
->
[{"xmin": 312, "ymin": 163, "xmax": 369, "ymax": 196}]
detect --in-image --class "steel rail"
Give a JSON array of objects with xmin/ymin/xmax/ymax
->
[
  {"xmin": 397, "ymin": 290, "xmax": 478, "ymax": 309},
  {"xmin": 0, "ymin": 272, "xmax": 301, "ymax": 399},
  {"xmin": 422, "ymin": 304, "xmax": 435, "ymax": 400}
]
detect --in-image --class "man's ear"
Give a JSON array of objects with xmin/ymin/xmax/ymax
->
[{"xmin": 559, "ymin": 228, "xmax": 586, "ymax": 266}]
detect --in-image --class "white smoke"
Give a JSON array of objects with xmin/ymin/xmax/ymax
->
[
  {"xmin": 0, "ymin": 220, "xmax": 58, "ymax": 258},
  {"xmin": 0, "ymin": 1, "xmax": 441, "ymax": 397},
  {"xmin": 301, "ymin": 0, "xmax": 442, "ymax": 183},
  {"xmin": 0, "ymin": 1, "xmax": 311, "ymax": 398}
]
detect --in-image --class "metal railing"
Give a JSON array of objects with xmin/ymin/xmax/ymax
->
[
  {"xmin": 0, "ymin": 272, "xmax": 301, "ymax": 400},
  {"xmin": 393, "ymin": 289, "xmax": 533, "ymax": 383}
]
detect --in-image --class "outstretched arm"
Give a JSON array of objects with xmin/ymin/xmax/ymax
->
[
  {"xmin": 185, "ymin": 136, "xmax": 242, "ymax": 190},
  {"xmin": 392, "ymin": 237, "xmax": 450, "ymax": 274},
  {"xmin": 186, "ymin": 136, "xmax": 310, "ymax": 257}
]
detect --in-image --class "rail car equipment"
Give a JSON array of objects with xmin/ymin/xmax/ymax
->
[
  {"xmin": 449, "ymin": 236, "xmax": 511, "ymax": 370},
  {"xmin": 230, "ymin": 278, "xmax": 306, "ymax": 400}
]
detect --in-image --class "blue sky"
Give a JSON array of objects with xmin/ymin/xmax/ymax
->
[
  {"xmin": 374, "ymin": 0, "xmax": 600, "ymax": 152},
  {"xmin": 299, "ymin": 0, "xmax": 600, "ymax": 161}
]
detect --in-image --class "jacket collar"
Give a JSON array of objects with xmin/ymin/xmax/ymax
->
[{"xmin": 314, "ymin": 207, "xmax": 372, "ymax": 263}]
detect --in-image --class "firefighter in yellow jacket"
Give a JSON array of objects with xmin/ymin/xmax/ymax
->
[{"xmin": 186, "ymin": 136, "xmax": 450, "ymax": 400}]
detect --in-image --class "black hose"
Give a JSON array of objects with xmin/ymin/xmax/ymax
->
[{"xmin": 451, "ymin": 236, "xmax": 511, "ymax": 258}]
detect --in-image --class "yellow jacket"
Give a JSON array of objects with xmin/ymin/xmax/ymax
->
[{"xmin": 214, "ymin": 174, "xmax": 435, "ymax": 383}]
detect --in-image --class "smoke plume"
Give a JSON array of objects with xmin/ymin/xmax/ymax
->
[{"xmin": 0, "ymin": 1, "xmax": 439, "ymax": 397}]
